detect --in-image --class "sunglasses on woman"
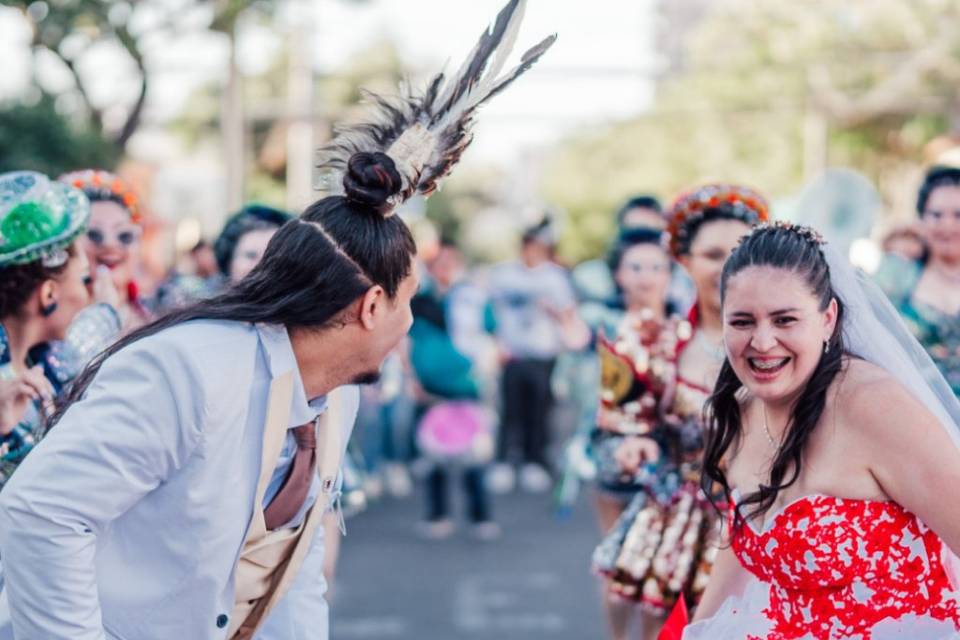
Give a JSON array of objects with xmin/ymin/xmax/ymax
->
[{"xmin": 86, "ymin": 227, "xmax": 140, "ymax": 247}]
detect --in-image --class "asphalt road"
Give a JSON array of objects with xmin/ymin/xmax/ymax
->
[{"xmin": 330, "ymin": 484, "xmax": 607, "ymax": 640}]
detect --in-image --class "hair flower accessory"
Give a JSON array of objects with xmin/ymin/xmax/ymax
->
[{"xmin": 744, "ymin": 220, "xmax": 826, "ymax": 247}]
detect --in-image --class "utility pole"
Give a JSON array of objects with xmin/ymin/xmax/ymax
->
[
  {"xmin": 222, "ymin": 18, "xmax": 245, "ymax": 212},
  {"xmin": 285, "ymin": 0, "xmax": 315, "ymax": 212}
]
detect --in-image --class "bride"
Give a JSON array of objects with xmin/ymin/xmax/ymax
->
[{"xmin": 685, "ymin": 221, "xmax": 960, "ymax": 639}]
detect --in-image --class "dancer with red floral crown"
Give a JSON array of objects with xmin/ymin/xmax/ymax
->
[{"xmin": 593, "ymin": 185, "xmax": 768, "ymax": 639}]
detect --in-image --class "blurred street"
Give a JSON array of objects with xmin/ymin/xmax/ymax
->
[{"xmin": 332, "ymin": 488, "xmax": 605, "ymax": 640}]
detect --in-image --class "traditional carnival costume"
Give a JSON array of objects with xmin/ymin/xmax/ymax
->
[
  {"xmin": 593, "ymin": 185, "xmax": 769, "ymax": 614},
  {"xmin": 583, "ymin": 228, "xmax": 691, "ymax": 507},
  {"xmin": 0, "ymin": 171, "xmax": 121, "ymax": 488}
]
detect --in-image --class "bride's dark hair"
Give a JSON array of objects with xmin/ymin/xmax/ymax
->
[{"xmin": 701, "ymin": 224, "xmax": 846, "ymax": 528}]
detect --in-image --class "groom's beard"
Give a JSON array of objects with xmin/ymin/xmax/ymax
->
[{"xmin": 352, "ymin": 370, "xmax": 382, "ymax": 385}]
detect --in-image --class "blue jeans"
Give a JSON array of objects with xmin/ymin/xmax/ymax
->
[
  {"xmin": 425, "ymin": 465, "xmax": 491, "ymax": 524},
  {"xmin": 355, "ymin": 389, "xmax": 416, "ymax": 472}
]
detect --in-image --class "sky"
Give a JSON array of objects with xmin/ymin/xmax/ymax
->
[
  {"xmin": 307, "ymin": 0, "xmax": 659, "ymax": 160},
  {"xmin": 0, "ymin": 0, "xmax": 659, "ymax": 166}
]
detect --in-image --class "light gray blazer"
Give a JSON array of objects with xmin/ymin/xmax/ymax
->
[{"xmin": 0, "ymin": 320, "xmax": 358, "ymax": 639}]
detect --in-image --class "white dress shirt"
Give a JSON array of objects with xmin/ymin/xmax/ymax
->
[{"xmin": 0, "ymin": 320, "xmax": 358, "ymax": 640}]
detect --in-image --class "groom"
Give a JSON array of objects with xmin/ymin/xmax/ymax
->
[{"xmin": 0, "ymin": 194, "xmax": 418, "ymax": 639}]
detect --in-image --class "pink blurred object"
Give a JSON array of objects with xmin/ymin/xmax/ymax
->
[{"xmin": 417, "ymin": 401, "xmax": 494, "ymax": 463}]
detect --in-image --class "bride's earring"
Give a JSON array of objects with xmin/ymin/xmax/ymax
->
[{"xmin": 823, "ymin": 340, "xmax": 830, "ymax": 354}]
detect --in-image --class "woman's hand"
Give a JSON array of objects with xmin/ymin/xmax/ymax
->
[
  {"xmin": 614, "ymin": 435, "xmax": 660, "ymax": 474},
  {"xmin": 0, "ymin": 365, "xmax": 54, "ymax": 435}
]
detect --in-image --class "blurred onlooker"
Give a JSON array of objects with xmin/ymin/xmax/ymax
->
[
  {"xmin": 616, "ymin": 195, "xmax": 668, "ymax": 231},
  {"xmin": 214, "ymin": 204, "xmax": 293, "ymax": 284},
  {"xmin": 876, "ymin": 165, "xmax": 960, "ymax": 395},
  {"xmin": 572, "ymin": 196, "xmax": 666, "ymax": 305},
  {"xmin": 0, "ymin": 171, "xmax": 121, "ymax": 488},
  {"xmin": 354, "ymin": 348, "xmax": 416, "ymax": 499},
  {"xmin": 60, "ymin": 169, "xmax": 151, "ymax": 331},
  {"xmin": 408, "ymin": 241, "xmax": 499, "ymax": 539},
  {"xmin": 153, "ymin": 205, "xmax": 292, "ymax": 314},
  {"xmin": 152, "ymin": 240, "xmax": 225, "ymax": 314},
  {"xmin": 487, "ymin": 217, "xmax": 585, "ymax": 493},
  {"xmin": 572, "ymin": 196, "xmax": 694, "ymax": 314},
  {"xmin": 189, "ymin": 240, "xmax": 220, "ymax": 280},
  {"xmin": 882, "ymin": 224, "xmax": 927, "ymax": 262}
]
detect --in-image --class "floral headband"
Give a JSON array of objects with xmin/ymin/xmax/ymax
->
[
  {"xmin": 666, "ymin": 184, "xmax": 769, "ymax": 257},
  {"xmin": 59, "ymin": 169, "xmax": 142, "ymax": 224}
]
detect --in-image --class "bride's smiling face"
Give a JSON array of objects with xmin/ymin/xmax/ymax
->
[{"xmin": 723, "ymin": 266, "xmax": 838, "ymax": 405}]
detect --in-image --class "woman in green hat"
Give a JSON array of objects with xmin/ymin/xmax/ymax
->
[{"xmin": 0, "ymin": 171, "xmax": 120, "ymax": 487}]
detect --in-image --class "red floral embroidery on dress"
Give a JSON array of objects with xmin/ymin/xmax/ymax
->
[{"xmin": 730, "ymin": 495, "xmax": 960, "ymax": 640}]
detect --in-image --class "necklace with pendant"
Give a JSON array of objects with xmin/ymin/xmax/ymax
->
[{"xmin": 761, "ymin": 403, "xmax": 780, "ymax": 449}]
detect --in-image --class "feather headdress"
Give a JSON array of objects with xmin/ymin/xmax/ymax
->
[{"xmin": 316, "ymin": 0, "xmax": 556, "ymax": 214}]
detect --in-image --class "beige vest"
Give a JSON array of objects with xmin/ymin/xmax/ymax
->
[{"xmin": 228, "ymin": 372, "xmax": 344, "ymax": 639}]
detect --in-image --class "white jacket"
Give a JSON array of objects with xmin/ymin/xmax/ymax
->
[{"xmin": 0, "ymin": 321, "xmax": 358, "ymax": 640}]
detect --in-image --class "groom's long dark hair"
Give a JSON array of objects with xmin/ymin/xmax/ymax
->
[{"xmin": 51, "ymin": 152, "xmax": 416, "ymax": 427}]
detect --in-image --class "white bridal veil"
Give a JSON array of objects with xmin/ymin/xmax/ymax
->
[{"xmin": 824, "ymin": 244, "xmax": 960, "ymax": 448}]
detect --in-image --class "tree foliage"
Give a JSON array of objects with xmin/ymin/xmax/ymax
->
[
  {"xmin": 543, "ymin": 0, "xmax": 960, "ymax": 262},
  {"xmin": 0, "ymin": 94, "xmax": 118, "ymax": 176},
  {"xmin": 5, "ymin": 0, "xmax": 153, "ymax": 152},
  {"xmin": 1, "ymin": 0, "xmax": 281, "ymax": 170}
]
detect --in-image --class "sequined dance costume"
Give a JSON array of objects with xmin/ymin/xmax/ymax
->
[
  {"xmin": 0, "ymin": 303, "xmax": 120, "ymax": 487},
  {"xmin": 592, "ymin": 315, "xmax": 722, "ymax": 614},
  {"xmin": 599, "ymin": 312, "xmax": 684, "ymax": 431},
  {"xmin": 684, "ymin": 494, "xmax": 960, "ymax": 639},
  {"xmin": 589, "ymin": 311, "xmax": 684, "ymax": 499},
  {"xmin": 593, "ymin": 377, "xmax": 723, "ymax": 613}
]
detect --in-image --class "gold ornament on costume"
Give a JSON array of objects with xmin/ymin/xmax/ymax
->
[
  {"xmin": 595, "ymin": 312, "xmax": 687, "ymax": 436},
  {"xmin": 599, "ymin": 335, "xmax": 635, "ymax": 406}
]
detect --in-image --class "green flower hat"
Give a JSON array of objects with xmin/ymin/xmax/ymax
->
[{"xmin": 0, "ymin": 171, "xmax": 91, "ymax": 268}]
